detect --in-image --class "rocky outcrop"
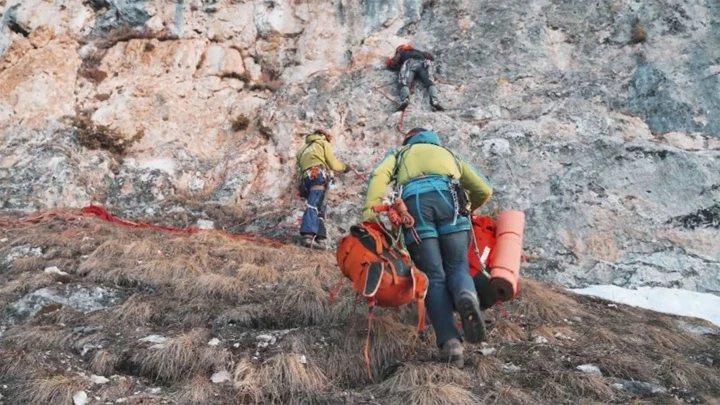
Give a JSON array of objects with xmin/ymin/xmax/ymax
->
[{"xmin": 1, "ymin": 0, "xmax": 718, "ymax": 293}]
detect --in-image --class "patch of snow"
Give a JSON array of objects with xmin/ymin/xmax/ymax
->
[
  {"xmin": 479, "ymin": 346, "xmax": 496, "ymax": 356},
  {"xmin": 210, "ymin": 370, "xmax": 232, "ymax": 383},
  {"xmin": 140, "ymin": 335, "xmax": 168, "ymax": 344},
  {"xmin": 44, "ymin": 266, "xmax": 69, "ymax": 276},
  {"xmin": 196, "ymin": 219, "xmax": 215, "ymax": 230},
  {"xmin": 501, "ymin": 363, "xmax": 521, "ymax": 372},
  {"xmin": 148, "ymin": 388, "xmax": 162, "ymax": 394},
  {"xmin": 256, "ymin": 334, "xmax": 276, "ymax": 344},
  {"xmin": 571, "ymin": 285, "xmax": 720, "ymax": 327},
  {"xmin": 208, "ymin": 338, "xmax": 220, "ymax": 346},
  {"xmin": 576, "ymin": 364, "xmax": 602, "ymax": 376},
  {"xmin": 73, "ymin": 391, "xmax": 88, "ymax": 405},
  {"xmin": 90, "ymin": 375, "xmax": 109, "ymax": 384}
]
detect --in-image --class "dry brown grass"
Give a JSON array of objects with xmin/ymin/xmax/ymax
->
[
  {"xmin": 136, "ymin": 329, "xmax": 228, "ymax": 383},
  {"xmin": 11, "ymin": 375, "xmax": 87, "ymax": 405},
  {"xmin": 475, "ymin": 355, "xmax": 501, "ymax": 381},
  {"xmin": 115, "ymin": 294, "xmax": 154, "ymax": 325},
  {"xmin": 91, "ymin": 349, "xmax": 120, "ymax": 376},
  {"xmin": 493, "ymin": 387, "xmax": 536, "ymax": 405},
  {"xmin": 235, "ymin": 263, "xmax": 279, "ymax": 284},
  {"xmin": 489, "ymin": 319, "xmax": 526, "ymax": 342},
  {"xmin": 177, "ymin": 375, "xmax": 216, "ymax": 405},
  {"xmin": 4, "ymin": 325, "xmax": 71, "ymax": 351},
  {"xmin": 553, "ymin": 371, "xmax": 616, "ymax": 401},
  {"xmin": 235, "ymin": 354, "xmax": 328, "ymax": 403},
  {"xmin": 514, "ymin": 279, "xmax": 584, "ymax": 322},
  {"xmin": 380, "ymin": 383, "xmax": 480, "ymax": 405},
  {"xmin": 658, "ymin": 356, "xmax": 720, "ymax": 391}
]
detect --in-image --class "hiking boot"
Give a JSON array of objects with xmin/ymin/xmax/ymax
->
[
  {"xmin": 302, "ymin": 235, "xmax": 327, "ymax": 250},
  {"xmin": 397, "ymin": 99, "xmax": 409, "ymax": 112},
  {"xmin": 439, "ymin": 338, "xmax": 464, "ymax": 367},
  {"xmin": 430, "ymin": 100, "xmax": 445, "ymax": 111},
  {"xmin": 456, "ymin": 291, "xmax": 486, "ymax": 344}
]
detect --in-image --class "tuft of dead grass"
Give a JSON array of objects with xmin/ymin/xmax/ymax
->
[
  {"xmin": 553, "ymin": 371, "xmax": 616, "ymax": 401},
  {"xmin": 493, "ymin": 387, "xmax": 536, "ymax": 405},
  {"xmin": 380, "ymin": 383, "xmax": 481, "ymax": 405},
  {"xmin": 11, "ymin": 375, "xmax": 87, "ymax": 405},
  {"xmin": 231, "ymin": 114, "xmax": 250, "ymax": 131},
  {"xmin": 234, "ymin": 354, "xmax": 328, "ymax": 403},
  {"xmin": 91, "ymin": 349, "xmax": 120, "ymax": 376},
  {"xmin": 136, "ymin": 329, "xmax": 228, "ymax": 383},
  {"xmin": 115, "ymin": 294, "xmax": 154, "ymax": 326},
  {"xmin": 659, "ymin": 356, "xmax": 720, "ymax": 391},
  {"xmin": 489, "ymin": 319, "xmax": 526, "ymax": 343},
  {"xmin": 4, "ymin": 325, "xmax": 71, "ymax": 351},
  {"xmin": 72, "ymin": 110, "xmax": 144, "ymax": 156},
  {"xmin": 177, "ymin": 375, "xmax": 217, "ymax": 405},
  {"xmin": 373, "ymin": 363, "xmax": 472, "ymax": 393},
  {"xmin": 514, "ymin": 279, "xmax": 584, "ymax": 323},
  {"xmin": 235, "ymin": 263, "xmax": 279, "ymax": 285},
  {"xmin": 177, "ymin": 273, "xmax": 245, "ymax": 301}
]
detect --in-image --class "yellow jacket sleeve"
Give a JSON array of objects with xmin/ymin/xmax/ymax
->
[
  {"xmin": 320, "ymin": 140, "xmax": 346, "ymax": 172},
  {"xmin": 459, "ymin": 160, "xmax": 493, "ymax": 211},
  {"xmin": 362, "ymin": 154, "xmax": 397, "ymax": 222}
]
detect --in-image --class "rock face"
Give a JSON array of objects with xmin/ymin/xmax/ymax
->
[{"xmin": 1, "ymin": 0, "xmax": 718, "ymax": 293}]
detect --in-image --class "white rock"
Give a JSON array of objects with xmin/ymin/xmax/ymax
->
[
  {"xmin": 256, "ymin": 334, "xmax": 275, "ymax": 344},
  {"xmin": 233, "ymin": 343, "xmax": 240, "ymax": 348},
  {"xmin": 116, "ymin": 399, "xmax": 128, "ymax": 404},
  {"xmin": 148, "ymin": 387, "xmax": 162, "ymax": 394},
  {"xmin": 299, "ymin": 355, "xmax": 307, "ymax": 364},
  {"xmin": 534, "ymin": 335, "xmax": 549, "ymax": 344},
  {"xmin": 140, "ymin": 335, "xmax": 167, "ymax": 344},
  {"xmin": 577, "ymin": 364, "xmax": 602, "ymax": 376},
  {"xmin": 481, "ymin": 138, "xmax": 511, "ymax": 156},
  {"xmin": 196, "ymin": 219, "xmax": 215, "ymax": 230},
  {"xmin": 90, "ymin": 374, "xmax": 109, "ymax": 384},
  {"xmin": 44, "ymin": 266, "xmax": 69, "ymax": 276},
  {"xmin": 208, "ymin": 338, "xmax": 220, "ymax": 346},
  {"xmin": 480, "ymin": 347, "xmax": 496, "ymax": 356},
  {"xmin": 210, "ymin": 370, "xmax": 232, "ymax": 383},
  {"xmin": 0, "ymin": 238, "xmax": 8, "ymax": 243},
  {"xmin": 73, "ymin": 391, "xmax": 88, "ymax": 405}
]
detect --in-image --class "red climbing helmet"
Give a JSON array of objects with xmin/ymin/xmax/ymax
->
[
  {"xmin": 402, "ymin": 127, "xmax": 427, "ymax": 145},
  {"xmin": 396, "ymin": 44, "xmax": 414, "ymax": 52}
]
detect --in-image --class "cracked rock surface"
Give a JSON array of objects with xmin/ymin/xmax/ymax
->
[{"xmin": 0, "ymin": 0, "xmax": 718, "ymax": 293}]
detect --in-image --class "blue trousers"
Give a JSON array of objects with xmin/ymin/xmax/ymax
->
[
  {"xmin": 298, "ymin": 172, "xmax": 327, "ymax": 240},
  {"xmin": 404, "ymin": 190, "xmax": 475, "ymax": 346}
]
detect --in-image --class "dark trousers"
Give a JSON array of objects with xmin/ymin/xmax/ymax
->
[
  {"xmin": 404, "ymin": 190, "xmax": 475, "ymax": 346},
  {"xmin": 298, "ymin": 172, "xmax": 327, "ymax": 240},
  {"xmin": 398, "ymin": 59, "xmax": 439, "ymax": 103}
]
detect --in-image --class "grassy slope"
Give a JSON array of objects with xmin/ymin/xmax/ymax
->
[{"xmin": 0, "ymin": 214, "xmax": 718, "ymax": 405}]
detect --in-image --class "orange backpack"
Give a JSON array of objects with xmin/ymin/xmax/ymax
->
[{"xmin": 332, "ymin": 223, "xmax": 428, "ymax": 378}]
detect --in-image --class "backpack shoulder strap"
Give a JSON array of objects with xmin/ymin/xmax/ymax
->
[{"xmin": 390, "ymin": 144, "xmax": 413, "ymax": 185}]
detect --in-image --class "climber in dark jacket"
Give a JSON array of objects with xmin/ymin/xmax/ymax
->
[{"xmin": 386, "ymin": 44, "xmax": 444, "ymax": 112}]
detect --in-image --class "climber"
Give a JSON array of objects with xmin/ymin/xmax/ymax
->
[
  {"xmin": 386, "ymin": 44, "xmax": 444, "ymax": 112},
  {"xmin": 296, "ymin": 129, "xmax": 351, "ymax": 250},
  {"xmin": 362, "ymin": 127, "xmax": 493, "ymax": 367}
]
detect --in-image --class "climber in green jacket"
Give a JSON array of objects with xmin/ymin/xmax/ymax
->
[
  {"xmin": 296, "ymin": 129, "xmax": 351, "ymax": 250},
  {"xmin": 362, "ymin": 128, "xmax": 493, "ymax": 367}
]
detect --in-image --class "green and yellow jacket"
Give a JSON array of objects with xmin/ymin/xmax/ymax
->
[
  {"xmin": 362, "ymin": 130, "xmax": 493, "ymax": 222},
  {"xmin": 296, "ymin": 134, "xmax": 347, "ymax": 180}
]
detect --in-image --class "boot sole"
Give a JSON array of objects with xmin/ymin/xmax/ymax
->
[
  {"xmin": 441, "ymin": 353, "xmax": 464, "ymax": 368},
  {"xmin": 457, "ymin": 296, "xmax": 486, "ymax": 344}
]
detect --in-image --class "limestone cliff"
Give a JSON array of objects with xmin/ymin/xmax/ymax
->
[{"xmin": 1, "ymin": 0, "xmax": 719, "ymax": 293}]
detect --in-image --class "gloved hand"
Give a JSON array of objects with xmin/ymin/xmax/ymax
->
[{"xmin": 343, "ymin": 163, "xmax": 352, "ymax": 174}]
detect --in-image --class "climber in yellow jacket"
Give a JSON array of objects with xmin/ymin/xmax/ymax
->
[
  {"xmin": 362, "ymin": 128, "xmax": 493, "ymax": 367},
  {"xmin": 296, "ymin": 129, "xmax": 351, "ymax": 250}
]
